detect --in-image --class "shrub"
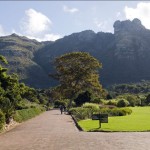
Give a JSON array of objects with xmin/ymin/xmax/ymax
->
[
  {"xmin": 16, "ymin": 104, "xmax": 30, "ymax": 110},
  {"xmin": 74, "ymin": 91, "xmax": 92, "ymax": 106},
  {"xmin": 117, "ymin": 94, "xmax": 141, "ymax": 107},
  {"xmin": 54, "ymin": 100, "xmax": 66, "ymax": 108},
  {"xmin": 69, "ymin": 107, "xmax": 90, "ymax": 121},
  {"xmin": 30, "ymin": 105, "xmax": 36, "ymax": 108},
  {"xmin": 110, "ymin": 108, "xmax": 132, "ymax": 116},
  {"xmin": 106, "ymin": 99, "xmax": 117, "ymax": 106},
  {"xmin": 145, "ymin": 94, "xmax": 150, "ymax": 105},
  {"xmin": 121, "ymin": 107, "xmax": 132, "ymax": 115},
  {"xmin": 106, "ymin": 94, "xmax": 113, "ymax": 99},
  {"xmin": 82, "ymin": 103, "xmax": 99, "ymax": 110},
  {"xmin": 82, "ymin": 103, "xmax": 99, "ymax": 117},
  {"xmin": 100, "ymin": 107, "xmax": 132, "ymax": 116},
  {"xmin": 62, "ymin": 99, "xmax": 70, "ymax": 107},
  {"xmin": 14, "ymin": 107, "xmax": 45, "ymax": 123},
  {"xmin": 91, "ymin": 98, "xmax": 104, "ymax": 104},
  {"xmin": 117, "ymin": 99, "xmax": 129, "ymax": 107},
  {"xmin": 70, "ymin": 106, "xmax": 132, "ymax": 121},
  {"xmin": 125, "ymin": 95, "xmax": 141, "ymax": 107},
  {"xmin": 0, "ymin": 110, "xmax": 5, "ymax": 131}
]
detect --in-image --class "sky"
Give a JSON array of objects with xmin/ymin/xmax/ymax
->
[{"xmin": 0, "ymin": 1, "xmax": 150, "ymax": 41}]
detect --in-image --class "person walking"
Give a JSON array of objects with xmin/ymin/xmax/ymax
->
[
  {"xmin": 63, "ymin": 105, "xmax": 66, "ymax": 114},
  {"xmin": 60, "ymin": 105, "xmax": 63, "ymax": 114}
]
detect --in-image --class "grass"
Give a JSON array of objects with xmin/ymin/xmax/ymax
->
[
  {"xmin": 14, "ymin": 107, "xmax": 45, "ymax": 123},
  {"xmin": 78, "ymin": 107, "xmax": 150, "ymax": 132}
]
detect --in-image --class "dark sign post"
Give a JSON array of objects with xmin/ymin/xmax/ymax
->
[{"xmin": 92, "ymin": 113, "xmax": 108, "ymax": 128}]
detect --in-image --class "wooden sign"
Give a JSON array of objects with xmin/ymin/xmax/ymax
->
[
  {"xmin": 100, "ymin": 117, "xmax": 108, "ymax": 123},
  {"xmin": 92, "ymin": 114, "xmax": 100, "ymax": 120},
  {"xmin": 92, "ymin": 113, "xmax": 108, "ymax": 128}
]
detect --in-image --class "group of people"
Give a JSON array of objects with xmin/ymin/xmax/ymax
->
[{"xmin": 59, "ymin": 105, "xmax": 67, "ymax": 114}]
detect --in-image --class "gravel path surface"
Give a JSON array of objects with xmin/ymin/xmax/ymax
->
[{"xmin": 0, "ymin": 109, "xmax": 150, "ymax": 150}]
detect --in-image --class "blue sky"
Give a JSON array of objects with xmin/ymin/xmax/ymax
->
[{"xmin": 0, "ymin": 1, "xmax": 149, "ymax": 41}]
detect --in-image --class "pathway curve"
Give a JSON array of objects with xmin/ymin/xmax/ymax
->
[{"xmin": 0, "ymin": 109, "xmax": 150, "ymax": 150}]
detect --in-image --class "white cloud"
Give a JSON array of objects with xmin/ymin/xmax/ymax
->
[
  {"xmin": 20, "ymin": 8, "xmax": 52, "ymax": 36},
  {"xmin": 116, "ymin": 12, "xmax": 121, "ymax": 18},
  {"xmin": 42, "ymin": 34, "xmax": 61, "ymax": 41},
  {"xmin": 63, "ymin": 5, "xmax": 79, "ymax": 13},
  {"xmin": 0, "ymin": 25, "xmax": 7, "ymax": 36},
  {"xmin": 11, "ymin": 29, "xmax": 23, "ymax": 36},
  {"xmin": 124, "ymin": 2, "xmax": 150, "ymax": 29},
  {"xmin": 93, "ymin": 18, "xmax": 113, "ymax": 33},
  {"xmin": 0, "ymin": 9, "xmax": 61, "ymax": 41},
  {"xmin": 10, "ymin": 28, "xmax": 61, "ymax": 41},
  {"xmin": 27, "ymin": 34, "xmax": 61, "ymax": 42},
  {"xmin": 94, "ymin": 18, "xmax": 108, "ymax": 29},
  {"xmin": 18, "ymin": 8, "xmax": 61, "ymax": 41}
]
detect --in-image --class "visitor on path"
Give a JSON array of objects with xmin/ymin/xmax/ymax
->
[
  {"xmin": 63, "ymin": 105, "xmax": 66, "ymax": 114},
  {"xmin": 59, "ymin": 105, "xmax": 63, "ymax": 114}
]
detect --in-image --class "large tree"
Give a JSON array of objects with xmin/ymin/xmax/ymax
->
[{"xmin": 50, "ymin": 52, "xmax": 104, "ymax": 106}]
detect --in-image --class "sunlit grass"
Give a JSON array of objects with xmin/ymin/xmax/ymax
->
[{"xmin": 78, "ymin": 107, "xmax": 150, "ymax": 132}]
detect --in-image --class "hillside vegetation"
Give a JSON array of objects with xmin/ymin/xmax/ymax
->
[{"xmin": 0, "ymin": 34, "xmax": 51, "ymax": 88}]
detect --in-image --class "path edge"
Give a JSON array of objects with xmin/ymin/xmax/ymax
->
[{"xmin": 70, "ymin": 114, "xmax": 83, "ymax": 131}]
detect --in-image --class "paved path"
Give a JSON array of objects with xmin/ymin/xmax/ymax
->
[{"xmin": 0, "ymin": 109, "xmax": 150, "ymax": 150}]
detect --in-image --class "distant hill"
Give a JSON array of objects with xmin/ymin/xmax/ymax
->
[
  {"xmin": 0, "ymin": 33, "xmax": 52, "ymax": 88},
  {"xmin": 0, "ymin": 18, "xmax": 150, "ymax": 88}
]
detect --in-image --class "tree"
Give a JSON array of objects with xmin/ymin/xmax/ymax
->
[
  {"xmin": 145, "ymin": 94, "xmax": 150, "ymax": 105},
  {"xmin": 117, "ymin": 99, "xmax": 129, "ymax": 107},
  {"xmin": 50, "ymin": 52, "xmax": 103, "ymax": 107},
  {"xmin": 0, "ymin": 55, "xmax": 50, "ymax": 123},
  {"xmin": 0, "ymin": 55, "xmax": 23, "ymax": 123},
  {"xmin": 0, "ymin": 55, "xmax": 29, "ymax": 123},
  {"xmin": 74, "ymin": 91, "xmax": 92, "ymax": 106}
]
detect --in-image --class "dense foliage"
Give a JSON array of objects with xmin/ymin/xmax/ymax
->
[
  {"xmin": 117, "ymin": 99, "xmax": 129, "ymax": 107},
  {"xmin": 99, "ymin": 107, "xmax": 132, "ymax": 116},
  {"xmin": 14, "ymin": 107, "xmax": 45, "ymax": 123},
  {"xmin": 109, "ymin": 80, "xmax": 150, "ymax": 94},
  {"xmin": 50, "ymin": 52, "xmax": 105, "ymax": 107},
  {"xmin": 74, "ymin": 91, "xmax": 92, "ymax": 106},
  {"xmin": 145, "ymin": 94, "xmax": 150, "ymax": 105},
  {"xmin": 54, "ymin": 99, "xmax": 69, "ymax": 108},
  {"xmin": 0, "ymin": 110, "xmax": 5, "ymax": 130},
  {"xmin": 0, "ymin": 55, "xmax": 49, "ymax": 126},
  {"xmin": 69, "ymin": 103, "xmax": 132, "ymax": 121}
]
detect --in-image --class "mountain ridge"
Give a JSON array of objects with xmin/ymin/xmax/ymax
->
[{"xmin": 0, "ymin": 18, "xmax": 150, "ymax": 88}]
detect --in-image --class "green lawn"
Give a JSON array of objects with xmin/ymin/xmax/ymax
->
[{"xmin": 78, "ymin": 107, "xmax": 150, "ymax": 132}]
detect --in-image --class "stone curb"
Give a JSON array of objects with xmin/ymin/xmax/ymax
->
[{"xmin": 70, "ymin": 114, "xmax": 83, "ymax": 131}]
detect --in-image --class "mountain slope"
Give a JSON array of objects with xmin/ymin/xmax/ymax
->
[
  {"xmin": 34, "ymin": 30, "xmax": 115, "ymax": 86},
  {"xmin": 0, "ymin": 34, "xmax": 52, "ymax": 88},
  {"xmin": 0, "ymin": 18, "xmax": 150, "ymax": 88},
  {"xmin": 35, "ymin": 18, "xmax": 150, "ymax": 87}
]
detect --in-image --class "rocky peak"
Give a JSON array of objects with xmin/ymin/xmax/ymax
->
[
  {"xmin": 10, "ymin": 33, "xmax": 20, "ymax": 37},
  {"xmin": 113, "ymin": 18, "xmax": 150, "ymax": 60},
  {"xmin": 113, "ymin": 18, "xmax": 145, "ymax": 34},
  {"xmin": 65, "ymin": 30, "xmax": 96, "ymax": 42}
]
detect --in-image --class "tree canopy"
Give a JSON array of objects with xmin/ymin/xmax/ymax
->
[{"xmin": 50, "ymin": 52, "xmax": 104, "ymax": 105}]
